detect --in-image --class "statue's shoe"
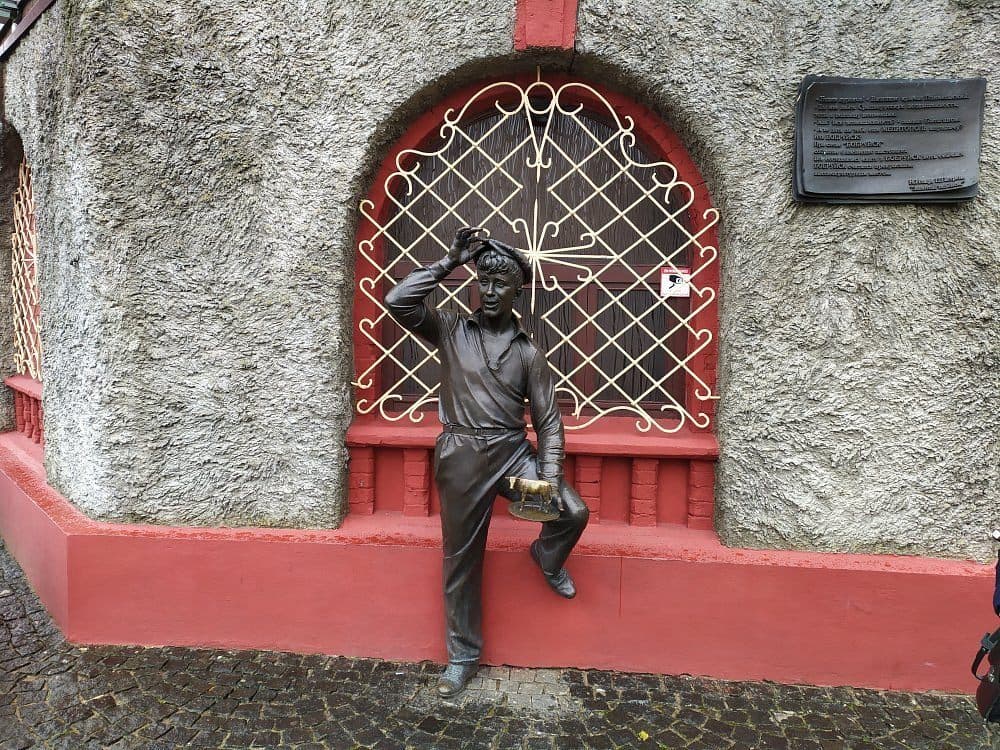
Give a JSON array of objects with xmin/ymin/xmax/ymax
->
[
  {"xmin": 530, "ymin": 541, "xmax": 577, "ymax": 599},
  {"xmin": 437, "ymin": 662, "xmax": 478, "ymax": 698}
]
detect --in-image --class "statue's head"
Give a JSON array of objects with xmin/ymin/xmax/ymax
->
[{"xmin": 472, "ymin": 239, "xmax": 530, "ymax": 323}]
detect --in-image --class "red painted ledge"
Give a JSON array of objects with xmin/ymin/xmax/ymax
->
[
  {"xmin": 0, "ymin": 430, "xmax": 993, "ymax": 693},
  {"xmin": 348, "ymin": 418, "xmax": 720, "ymax": 459},
  {"xmin": 5, "ymin": 374, "xmax": 41, "ymax": 399}
]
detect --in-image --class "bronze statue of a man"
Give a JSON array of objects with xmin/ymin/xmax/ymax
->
[{"xmin": 384, "ymin": 227, "xmax": 590, "ymax": 697}]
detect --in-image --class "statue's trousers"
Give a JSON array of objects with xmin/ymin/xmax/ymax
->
[{"xmin": 434, "ymin": 426, "xmax": 589, "ymax": 665}]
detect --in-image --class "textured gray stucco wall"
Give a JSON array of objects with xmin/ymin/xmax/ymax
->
[
  {"xmin": 575, "ymin": 0, "xmax": 1000, "ymax": 561},
  {"xmin": 2, "ymin": 0, "xmax": 518, "ymax": 527},
  {"xmin": 2, "ymin": 1, "xmax": 997, "ymax": 558}
]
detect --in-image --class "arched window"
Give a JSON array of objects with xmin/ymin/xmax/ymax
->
[
  {"xmin": 350, "ymin": 74, "xmax": 719, "ymax": 527},
  {"xmin": 11, "ymin": 157, "xmax": 41, "ymax": 381},
  {"xmin": 5, "ymin": 142, "xmax": 43, "ymax": 445}
]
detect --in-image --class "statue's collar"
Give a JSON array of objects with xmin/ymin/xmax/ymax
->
[{"xmin": 468, "ymin": 309, "xmax": 531, "ymax": 340}]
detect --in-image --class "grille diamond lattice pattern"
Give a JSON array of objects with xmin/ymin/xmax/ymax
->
[
  {"xmin": 355, "ymin": 79, "xmax": 718, "ymax": 433},
  {"xmin": 11, "ymin": 158, "xmax": 41, "ymax": 381}
]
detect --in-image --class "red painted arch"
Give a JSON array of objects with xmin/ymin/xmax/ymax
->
[
  {"xmin": 350, "ymin": 73, "xmax": 722, "ymax": 527},
  {"xmin": 352, "ymin": 73, "xmax": 720, "ymax": 436}
]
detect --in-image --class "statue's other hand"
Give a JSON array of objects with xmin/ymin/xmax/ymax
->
[
  {"xmin": 530, "ymin": 478, "xmax": 562, "ymax": 510},
  {"xmin": 448, "ymin": 226, "xmax": 485, "ymax": 266},
  {"xmin": 550, "ymin": 482, "xmax": 565, "ymax": 512}
]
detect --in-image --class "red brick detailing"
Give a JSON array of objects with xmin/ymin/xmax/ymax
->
[
  {"xmin": 688, "ymin": 501, "xmax": 714, "ymax": 518},
  {"xmin": 656, "ymin": 460, "xmax": 689, "ymax": 525},
  {"xmin": 687, "ymin": 459, "xmax": 715, "ymax": 530},
  {"xmin": 348, "ymin": 425, "xmax": 720, "ymax": 527},
  {"xmin": 348, "ymin": 447, "xmax": 375, "ymax": 515},
  {"xmin": 514, "ymin": 0, "xmax": 578, "ymax": 51},
  {"xmin": 402, "ymin": 448, "xmax": 431, "ymax": 517},
  {"xmin": 20, "ymin": 394, "xmax": 30, "ymax": 439},
  {"xmin": 629, "ymin": 458, "xmax": 659, "ymax": 527},
  {"xmin": 574, "ymin": 455, "xmax": 602, "ymax": 523},
  {"xmin": 13, "ymin": 391, "xmax": 23, "ymax": 432},
  {"xmin": 29, "ymin": 398, "xmax": 40, "ymax": 443},
  {"xmin": 6, "ymin": 376, "xmax": 43, "ymax": 445}
]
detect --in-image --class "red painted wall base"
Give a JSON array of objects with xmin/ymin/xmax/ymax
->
[{"xmin": 0, "ymin": 431, "xmax": 991, "ymax": 693}]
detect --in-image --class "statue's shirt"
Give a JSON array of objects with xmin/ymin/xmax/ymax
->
[{"xmin": 384, "ymin": 261, "xmax": 564, "ymax": 481}]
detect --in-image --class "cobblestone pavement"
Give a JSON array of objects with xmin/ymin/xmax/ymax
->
[{"xmin": 2, "ymin": 540, "xmax": 999, "ymax": 750}]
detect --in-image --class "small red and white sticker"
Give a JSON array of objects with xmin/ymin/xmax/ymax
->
[{"xmin": 660, "ymin": 267, "xmax": 691, "ymax": 298}]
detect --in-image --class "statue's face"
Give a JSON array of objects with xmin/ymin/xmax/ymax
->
[{"xmin": 477, "ymin": 268, "xmax": 521, "ymax": 322}]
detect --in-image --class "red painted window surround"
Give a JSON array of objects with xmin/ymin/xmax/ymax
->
[
  {"xmin": 515, "ymin": 0, "xmax": 578, "ymax": 51},
  {"xmin": 350, "ymin": 73, "xmax": 720, "ymax": 529},
  {"xmin": 5, "ymin": 373, "xmax": 42, "ymax": 446}
]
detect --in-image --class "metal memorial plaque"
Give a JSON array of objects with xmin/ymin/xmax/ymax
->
[{"xmin": 794, "ymin": 76, "xmax": 986, "ymax": 203}]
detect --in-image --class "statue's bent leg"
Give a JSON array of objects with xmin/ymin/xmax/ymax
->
[
  {"xmin": 500, "ymin": 451, "xmax": 590, "ymax": 574},
  {"xmin": 536, "ymin": 481, "xmax": 589, "ymax": 573},
  {"xmin": 435, "ymin": 433, "xmax": 498, "ymax": 665}
]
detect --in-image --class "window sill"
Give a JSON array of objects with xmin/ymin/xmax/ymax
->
[
  {"xmin": 347, "ymin": 417, "xmax": 718, "ymax": 459},
  {"xmin": 5, "ymin": 374, "xmax": 41, "ymax": 399}
]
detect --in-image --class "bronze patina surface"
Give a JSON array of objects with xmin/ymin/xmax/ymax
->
[{"xmin": 384, "ymin": 227, "xmax": 590, "ymax": 696}]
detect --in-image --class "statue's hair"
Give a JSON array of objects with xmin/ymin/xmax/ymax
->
[{"xmin": 474, "ymin": 246, "xmax": 524, "ymax": 289}]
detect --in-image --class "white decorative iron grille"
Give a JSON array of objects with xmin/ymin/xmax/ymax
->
[
  {"xmin": 355, "ymin": 78, "xmax": 719, "ymax": 433},
  {"xmin": 11, "ymin": 157, "xmax": 41, "ymax": 380}
]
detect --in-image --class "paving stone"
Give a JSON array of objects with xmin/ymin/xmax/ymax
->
[{"xmin": 2, "ymin": 539, "xmax": 999, "ymax": 749}]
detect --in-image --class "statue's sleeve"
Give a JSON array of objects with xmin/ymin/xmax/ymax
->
[
  {"xmin": 527, "ymin": 348, "xmax": 565, "ymax": 483},
  {"xmin": 383, "ymin": 260, "xmax": 456, "ymax": 346}
]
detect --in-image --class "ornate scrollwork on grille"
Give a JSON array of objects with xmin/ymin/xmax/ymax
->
[
  {"xmin": 354, "ymin": 78, "xmax": 719, "ymax": 433},
  {"xmin": 11, "ymin": 158, "xmax": 41, "ymax": 381}
]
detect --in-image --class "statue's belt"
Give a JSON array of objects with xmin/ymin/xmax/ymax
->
[{"xmin": 442, "ymin": 424, "xmax": 522, "ymax": 438}]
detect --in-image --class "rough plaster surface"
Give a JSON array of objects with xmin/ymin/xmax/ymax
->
[
  {"xmin": 2, "ymin": 1, "xmax": 997, "ymax": 559},
  {"xmin": 2, "ymin": 0, "xmax": 515, "ymax": 528},
  {"xmin": 575, "ymin": 0, "xmax": 1000, "ymax": 561}
]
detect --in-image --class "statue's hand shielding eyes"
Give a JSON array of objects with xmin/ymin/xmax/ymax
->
[{"xmin": 448, "ymin": 226, "xmax": 485, "ymax": 267}]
